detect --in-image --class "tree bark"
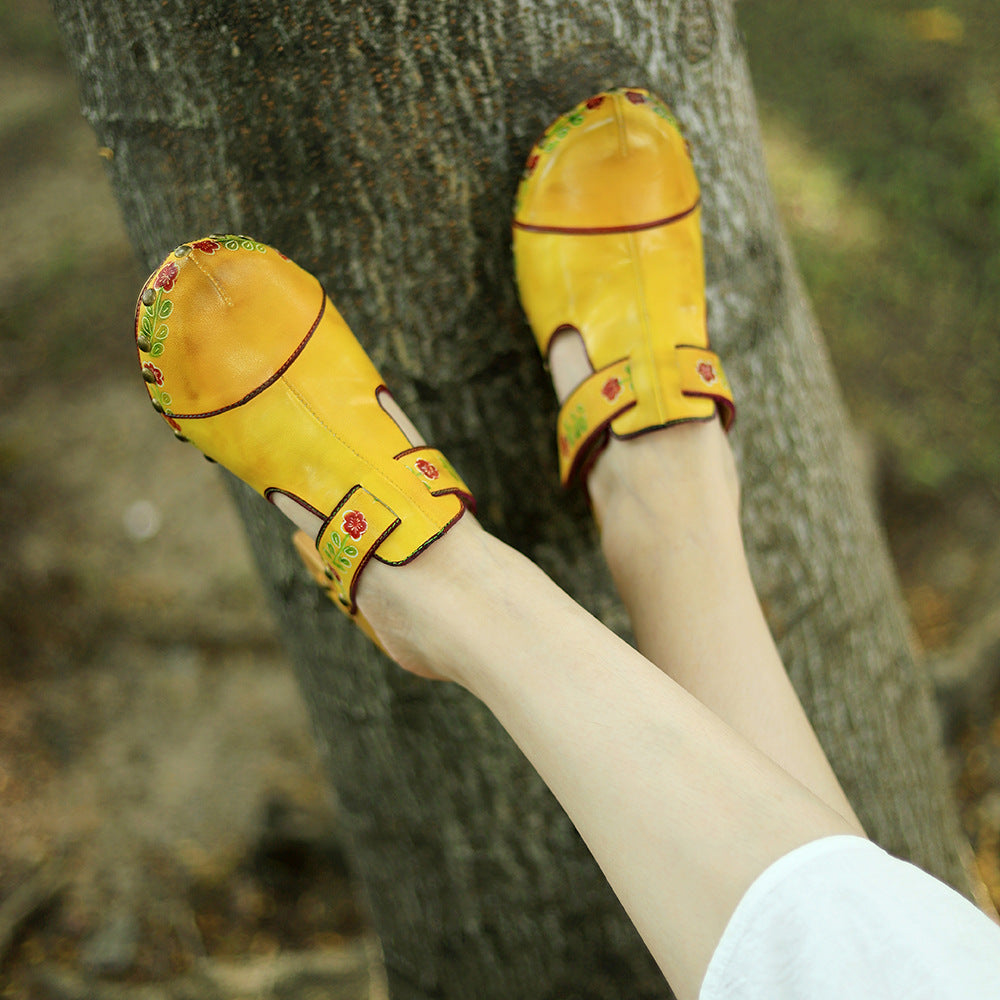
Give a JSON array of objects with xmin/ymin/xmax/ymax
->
[{"xmin": 52, "ymin": 1, "xmax": 971, "ymax": 997}]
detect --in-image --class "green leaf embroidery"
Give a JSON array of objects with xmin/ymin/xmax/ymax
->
[
  {"xmin": 150, "ymin": 386, "xmax": 172, "ymax": 409},
  {"xmin": 324, "ymin": 531, "xmax": 360, "ymax": 573},
  {"xmin": 563, "ymin": 404, "xmax": 588, "ymax": 448},
  {"xmin": 213, "ymin": 234, "xmax": 268, "ymax": 253},
  {"xmin": 141, "ymin": 287, "xmax": 173, "ymax": 358}
]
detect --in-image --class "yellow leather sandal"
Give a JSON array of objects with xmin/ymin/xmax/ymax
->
[
  {"xmin": 134, "ymin": 235, "xmax": 475, "ymax": 638},
  {"xmin": 512, "ymin": 88, "xmax": 736, "ymax": 486}
]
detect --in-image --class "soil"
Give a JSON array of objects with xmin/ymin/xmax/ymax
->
[{"xmin": 1, "ymin": 3, "xmax": 998, "ymax": 998}]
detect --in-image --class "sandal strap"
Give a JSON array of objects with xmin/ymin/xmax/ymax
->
[
  {"xmin": 316, "ymin": 485, "xmax": 401, "ymax": 611},
  {"xmin": 556, "ymin": 349, "xmax": 735, "ymax": 485},
  {"xmin": 557, "ymin": 359, "xmax": 636, "ymax": 485},
  {"xmin": 393, "ymin": 446, "xmax": 476, "ymax": 508},
  {"xmin": 676, "ymin": 345, "xmax": 736, "ymax": 431},
  {"xmin": 308, "ymin": 447, "xmax": 475, "ymax": 614},
  {"xmin": 293, "ymin": 530, "xmax": 387, "ymax": 649}
]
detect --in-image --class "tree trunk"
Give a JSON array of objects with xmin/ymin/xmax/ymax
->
[{"xmin": 52, "ymin": 1, "xmax": 971, "ymax": 996}]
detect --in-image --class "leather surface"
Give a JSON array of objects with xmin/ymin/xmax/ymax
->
[
  {"xmin": 512, "ymin": 89, "xmax": 735, "ymax": 481},
  {"xmin": 134, "ymin": 236, "xmax": 473, "ymax": 613},
  {"xmin": 514, "ymin": 90, "xmax": 698, "ymax": 231}
]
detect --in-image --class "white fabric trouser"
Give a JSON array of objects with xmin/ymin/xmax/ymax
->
[{"xmin": 700, "ymin": 835, "xmax": 1000, "ymax": 999}]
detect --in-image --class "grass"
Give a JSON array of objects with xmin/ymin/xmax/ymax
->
[{"xmin": 740, "ymin": 0, "xmax": 1000, "ymax": 489}]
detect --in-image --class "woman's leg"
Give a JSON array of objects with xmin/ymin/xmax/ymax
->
[
  {"xmin": 550, "ymin": 333, "xmax": 864, "ymax": 832},
  {"xmin": 271, "ymin": 316, "xmax": 862, "ymax": 999},
  {"xmin": 140, "ymin": 232, "xmax": 863, "ymax": 999},
  {"xmin": 340, "ymin": 350, "xmax": 862, "ymax": 998},
  {"xmin": 355, "ymin": 515, "xmax": 858, "ymax": 1000}
]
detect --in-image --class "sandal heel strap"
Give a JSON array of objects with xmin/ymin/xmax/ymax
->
[
  {"xmin": 557, "ymin": 359, "xmax": 636, "ymax": 485},
  {"xmin": 676, "ymin": 346, "xmax": 736, "ymax": 431}
]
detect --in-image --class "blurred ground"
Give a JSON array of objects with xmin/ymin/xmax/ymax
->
[
  {"xmin": 0, "ymin": 4, "xmax": 377, "ymax": 998},
  {"xmin": 1, "ymin": 0, "xmax": 998, "ymax": 997}
]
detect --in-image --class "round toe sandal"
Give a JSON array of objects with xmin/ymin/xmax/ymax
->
[
  {"xmin": 133, "ymin": 234, "xmax": 475, "ymax": 640},
  {"xmin": 512, "ymin": 87, "xmax": 736, "ymax": 487}
]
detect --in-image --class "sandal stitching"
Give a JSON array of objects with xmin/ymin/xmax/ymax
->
[
  {"xmin": 164, "ymin": 287, "xmax": 326, "ymax": 418},
  {"xmin": 263, "ymin": 487, "xmax": 327, "ymax": 521},
  {"xmin": 189, "ymin": 251, "xmax": 234, "ymax": 307},
  {"xmin": 280, "ymin": 378, "xmax": 456, "ymax": 529},
  {"xmin": 511, "ymin": 199, "xmax": 700, "ymax": 236}
]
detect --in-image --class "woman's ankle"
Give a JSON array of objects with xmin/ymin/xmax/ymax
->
[
  {"xmin": 588, "ymin": 418, "xmax": 740, "ymax": 536},
  {"xmin": 355, "ymin": 515, "xmax": 502, "ymax": 682}
]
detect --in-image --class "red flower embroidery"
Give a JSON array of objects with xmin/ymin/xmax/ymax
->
[
  {"xmin": 525, "ymin": 153, "xmax": 540, "ymax": 174},
  {"xmin": 415, "ymin": 459, "xmax": 440, "ymax": 480},
  {"xmin": 601, "ymin": 377, "xmax": 621, "ymax": 402},
  {"xmin": 342, "ymin": 510, "xmax": 367, "ymax": 540},
  {"xmin": 192, "ymin": 239, "xmax": 220, "ymax": 254},
  {"xmin": 625, "ymin": 90, "xmax": 646, "ymax": 105},
  {"xmin": 697, "ymin": 360, "xmax": 718, "ymax": 385},
  {"xmin": 154, "ymin": 261, "xmax": 179, "ymax": 291},
  {"xmin": 559, "ymin": 434, "xmax": 570, "ymax": 456},
  {"xmin": 143, "ymin": 362, "xmax": 164, "ymax": 386},
  {"xmin": 586, "ymin": 96, "xmax": 605, "ymax": 110}
]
